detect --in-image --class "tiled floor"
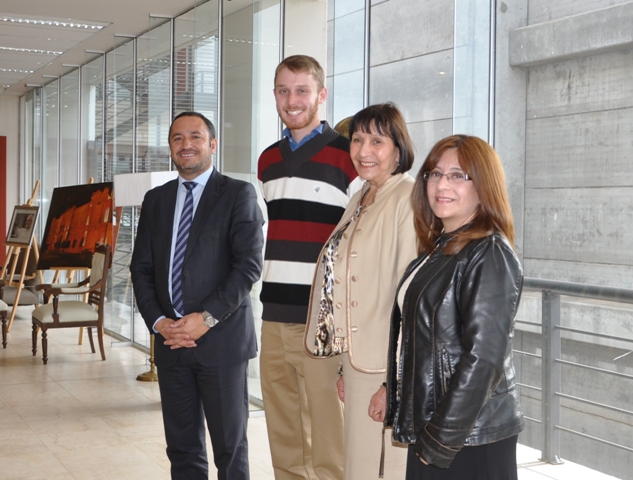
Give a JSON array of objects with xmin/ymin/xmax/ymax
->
[{"xmin": 0, "ymin": 306, "xmax": 620, "ymax": 479}]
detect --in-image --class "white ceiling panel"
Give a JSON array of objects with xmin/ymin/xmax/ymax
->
[{"xmin": 0, "ymin": 0, "xmax": 203, "ymax": 96}]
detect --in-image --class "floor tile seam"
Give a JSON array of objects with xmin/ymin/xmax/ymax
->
[{"xmin": 49, "ymin": 439, "xmax": 167, "ymax": 473}]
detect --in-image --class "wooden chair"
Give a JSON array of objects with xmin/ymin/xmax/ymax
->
[
  {"xmin": 0, "ymin": 247, "xmax": 41, "ymax": 335},
  {"xmin": 32, "ymin": 245, "xmax": 111, "ymax": 365}
]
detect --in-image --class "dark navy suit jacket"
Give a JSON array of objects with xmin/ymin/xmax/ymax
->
[{"xmin": 130, "ymin": 168, "xmax": 264, "ymax": 368}]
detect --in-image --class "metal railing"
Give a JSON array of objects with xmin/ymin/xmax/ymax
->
[{"xmin": 517, "ymin": 278, "xmax": 633, "ymax": 466}]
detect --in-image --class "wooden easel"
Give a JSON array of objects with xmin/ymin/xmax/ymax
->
[{"xmin": 2, "ymin": 181, "xmax": 43, "ymax": 332}]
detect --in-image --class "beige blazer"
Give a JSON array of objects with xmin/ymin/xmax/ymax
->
[{"xmin": 304, "ymin": 173, "xmax": 417, "ymax": 373}]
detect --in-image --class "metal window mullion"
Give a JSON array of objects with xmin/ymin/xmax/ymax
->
[
  {"xmin": 132, "ymin": 38, "xmax": 137, "ymax": 174},
  {"xmin": 488, "ymin": 0, "xmax": 496, "ymax": 145},
  {"xmin": 57, "ymin": 79, "xmax": 61, "ymax": 187},
  {"xmin": 278, "ymin": 0, "xmax": 285, "ymax": 140},
  {"xmin": 101, "ymin": 54, "xmax": 106, "ymax": 182},
  {"xmin": 363, "ymin": 0, "xmax": 370, "ymax": 107},
  {"xmin": 217, "ymin": 0, "xmax": 224, "ymax": 173},
  {"xmin": 78, "ymin": 67, "xmax": 83, "ymax": 183},
  {"xmin": 169, "ymin": 18, "xmax": 175, "ymax": 134}
]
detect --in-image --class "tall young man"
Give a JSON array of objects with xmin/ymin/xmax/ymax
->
[{"xmin": 258, "ymin": 55, "xmax": 360, "ymax": 480}]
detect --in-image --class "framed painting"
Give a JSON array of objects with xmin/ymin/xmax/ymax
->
[
  {"xmin": 37, "ymin": 182, "xmax": 114, "ymax": 269},
  {"xmin": 6, "ymin": 205, "xmax": 39, "ymax": 247}
]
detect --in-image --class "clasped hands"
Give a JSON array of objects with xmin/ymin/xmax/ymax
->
[
  {"xmin": 156, "ymin": 313, "xmax": 210, "ymax": 349},
  {"xmin": 367, "ymin": 383, "xmax": 429, "ymax": 465}
]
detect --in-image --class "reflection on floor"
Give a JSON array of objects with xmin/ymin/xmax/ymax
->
[{"xmin": 0, "ymin": 306, "xmax": 619, "ymax": 479}]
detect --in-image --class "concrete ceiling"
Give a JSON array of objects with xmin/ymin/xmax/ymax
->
[{"xmin": 0, "ymin": 0, "xmax": 249, "ymax": 97}]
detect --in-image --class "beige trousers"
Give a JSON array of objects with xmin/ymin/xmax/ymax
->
[
  {"xmin": 260, "ymin": 321, "xmax": 344, "ymax": 480},
  {"xmin": 341, "ymin": 353, "xmax": 407, "ymax": 480}
]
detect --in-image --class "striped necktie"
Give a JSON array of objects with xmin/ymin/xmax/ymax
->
[{"xmin": 171, "ymin": 181, "xmax": 197, "ymax": 315}]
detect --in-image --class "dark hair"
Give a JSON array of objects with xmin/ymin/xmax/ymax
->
[
  {"xmin": 348, "ymin": 102, "xmax": 414, "ymax": 174},
  {"xmin": 169, "ymin": 111, "xmax": 216, "ymax": 143},
  {"xmin": 275, "ymin": 55, "xmax": 325, "ymax": 91},
  {"xmin": 412, "ymin": 134, "xmax": 515, "ymax": 255}
]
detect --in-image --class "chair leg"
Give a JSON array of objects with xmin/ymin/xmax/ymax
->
[
  {"xmin": 87, "ymin": 327, "xmax": 96, "ymax": 353},
  {"xmin": 32, "ymin": 324, "xmax": 38, "ymax": 355},
  {"xmin": 97, "ymin": 328, "xmax": 106, "ymax": 361},
  {"xmin": 1, "ymin": 314, "xmax": 7, "ymax": 348},
  {"xmin": 41, "ymin": 328, "xmax": 48, "ymax": 365}
]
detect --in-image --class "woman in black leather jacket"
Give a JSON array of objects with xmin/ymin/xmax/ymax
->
[{"xmin": 368, "ymin": 135, "xmax": 524, "ymax": 479}]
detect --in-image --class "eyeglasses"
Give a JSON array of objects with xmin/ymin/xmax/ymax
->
[{"xmin": 423, "ymin": 171, "xmax": 471, "ymax": 184}]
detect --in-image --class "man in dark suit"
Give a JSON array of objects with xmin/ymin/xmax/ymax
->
[{"xmin": 130, "ymin": 111, "xmax": 264, "ymax": 480}]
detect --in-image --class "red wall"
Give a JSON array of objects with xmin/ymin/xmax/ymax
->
[{"xmin": 0, "ymin": 136, "xmax": 6, "ymax": 265}]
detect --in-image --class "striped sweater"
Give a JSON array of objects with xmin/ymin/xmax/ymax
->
[{"xmin": 258, "ymin": 122, "xmax": 359, "ymax": 324}]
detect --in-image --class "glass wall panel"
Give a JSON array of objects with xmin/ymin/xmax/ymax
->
[
  {"xmin": 453, "ymin": 0, "xmax": 492, "ymax": 140},
  {"xmin": 41, "ymin": 81, "xmax": 59, "ymax": 229},
  {"xmin": 174, "ymin": 0, "xmax": 219, "ymax": 122},
  {"xmin": 105, "ymin": 41, "xmax": 135, "ymax": 180},
  {"xmin": 136, "ymin": 21, "xmax": 172, "ymax": 172},
  {"xmin": 327, "ymin": 0, "xmax": 365, "ymax": 126},
  {"xmin": 223, "ymin": 0, "xmax": 281, "ymax": 405},
  {"xmin": 60, "ymin": 69, "xmax": 80, "ymax": 186},
  {"xmin": 81, "ymin": 56, "xmax": 105, "ymax": 184},
  {"xmin": 105, "ymin": 40, "xmax": 135, "ymax": 341}
]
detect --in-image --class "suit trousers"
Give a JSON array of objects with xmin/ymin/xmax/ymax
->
[
  {"xmin": 157, "ymin": 348, "xmax": 250, "ymax": 480},
  {"xmin": 260, "ymin": 321, "xmax": 344, "ymax": 480},
  {"xmin": 341, "ymin": 353, "xmax": 407, "ymax": 479}
]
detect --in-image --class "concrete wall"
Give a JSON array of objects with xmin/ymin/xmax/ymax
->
[
  {"xmin": 509, "ymin": 2, "xmax": 633, "ymax": 289},
  {"xmin": 498, "ymin": 2, "xmax": 633, "ymax": 476}
]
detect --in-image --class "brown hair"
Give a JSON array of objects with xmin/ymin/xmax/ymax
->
[
  {"xmin": 412, "ymin": 134, "xmax": 515, "ymax": 255},
  {"xmin": 274, "ymin": 55, "xmax": 325, "ymax": 91},
  {"xmin": 348, "ymin": 102, "xmax": 414, "ymax": 174}
]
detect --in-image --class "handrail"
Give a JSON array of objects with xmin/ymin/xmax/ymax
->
[
  {"xmin": 523, "ymin": 277, "xmax": 633, "ymax": 304},
  {"xmin": 519, "ymin": 277, "xmax": 633, "ymax": 469}
]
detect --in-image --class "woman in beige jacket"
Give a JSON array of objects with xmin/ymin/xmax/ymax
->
[{"xmin": 305, "ymin": 103, "xmax": 418, "ymax": 479}]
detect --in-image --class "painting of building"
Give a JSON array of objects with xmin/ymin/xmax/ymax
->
[{"xmin": 38, "ymin": 183, "xmax": 114, "ymax": 269}]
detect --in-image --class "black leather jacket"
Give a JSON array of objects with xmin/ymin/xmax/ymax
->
[{"xmin": 384, "ymin": 232, "xmax": 524, "ymax": 468}]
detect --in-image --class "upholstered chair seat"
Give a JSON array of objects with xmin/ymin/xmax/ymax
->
[{"xmin": 31, "ymin": 244, "xmax": 111, "ymax": 365}]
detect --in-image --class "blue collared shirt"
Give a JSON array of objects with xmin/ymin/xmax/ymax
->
[{"xmin": 283, "ymin": 122, "xmax": 324, "ymax": 151}]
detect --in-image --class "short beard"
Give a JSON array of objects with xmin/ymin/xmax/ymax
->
[
  {"xmin": 172, "ymin": 155, "xmax": 212, "ymax": 177},
  {"xmin": 279, "ymin": 97, "xmax": 319, "ymax": 131}
]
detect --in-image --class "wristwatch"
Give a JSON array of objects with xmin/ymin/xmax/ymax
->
[{"xmin": 201, "ymin": 310, "xmax": 219, "ymax": 328}]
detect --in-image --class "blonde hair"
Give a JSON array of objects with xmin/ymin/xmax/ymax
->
[{"xmin": 274, "ymin": 55, "xmax": 325, "ymax": 91}]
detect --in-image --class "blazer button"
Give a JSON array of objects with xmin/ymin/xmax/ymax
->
[
  {"xmin": 351, "ymin": 326, "xmax": 358, "ymax": 332},
  {"xmin": 335, "ymin": 277, "xmax": 341, "ymax": 284},
  {"xmin": 343, "ymin": 233, "xmax": 348, "ymax": 239},
  {"xmin": 351, "ymin": 300, "xmax": 358, "ymax": 307},
  {"xmin": 350, "ymin": 251, "xmax": 358, "ymax": 258},
  {"xmin": 351, "ymin": 275, "xmax": 358, "ymax": 282},
  {"xmin": 336, "ymin": 328, "xmax": 343, "ymax": 333},
  {"xmin": 336, "ymin": 302, "xmax": 342, "ymax": 309}
]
